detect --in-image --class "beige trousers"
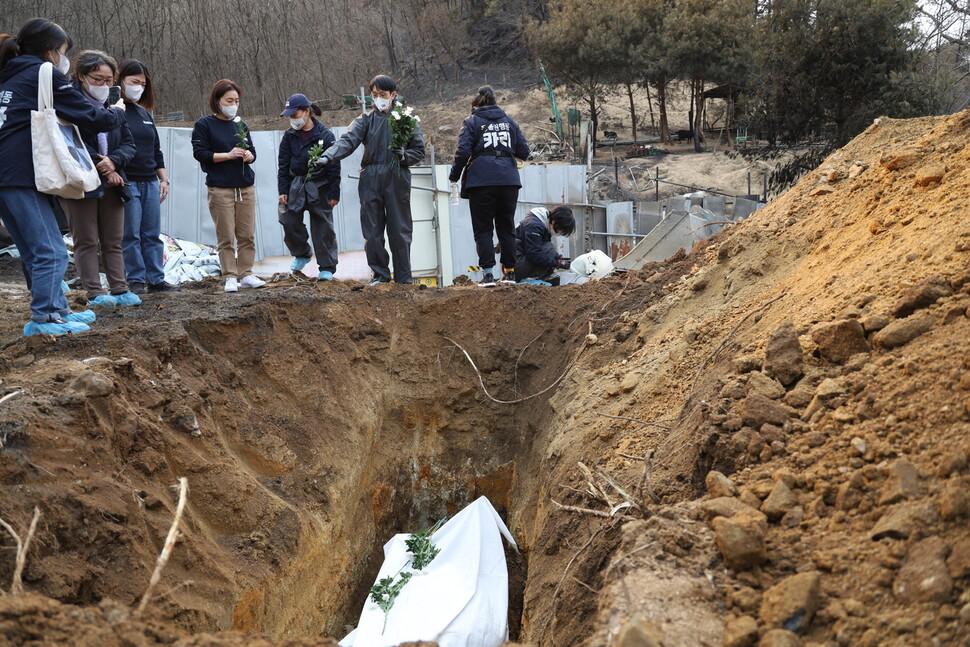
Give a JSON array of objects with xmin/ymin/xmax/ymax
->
[
  {"xmin": 60, "ymin": 187, "xmax": 128, "ymax": 299},
  {"xmin": 207, "ymin": 186, "xmax": 256, "ymax": 279}
]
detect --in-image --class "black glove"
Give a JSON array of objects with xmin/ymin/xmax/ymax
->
[
  {"xmin": 309, "ymin": 164, "xmax": 329, "ymax": 181},
  {"xmin": 394, "ymin": 147, "xmax": 407, "ymax": 162},
  {"xmin": 556, "ymin": 257, "xmax": 571, "ymax": 269},
  {"xmin": 317, "ymin": 155, "xmax": 331, "ymax": 167}
]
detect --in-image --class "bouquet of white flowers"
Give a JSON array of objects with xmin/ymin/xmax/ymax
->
[{"xmin": 388, "ymin": 103, "xmax": 419, "ymax": 166}]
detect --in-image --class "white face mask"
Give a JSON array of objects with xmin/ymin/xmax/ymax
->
[
  {"xmin": 124, "ymin": 84, "xmax": 144, "ymax": 102},
  {"xmin": 221, "ymin": 104, "xmax": 238, "ymax": 119},
  {"xmin": 56, "ymin": 53, "xmax": 70, "ymax": 75},
  {"xmin": 86, "ymin": 83, "xmax": 110, "ymax": 103},
  {"xmin": 289, "ymin": 117, "xmax": 306, "ymax": 130},
  {"xmin": 373, "ymin": 96, "xmax": 391, "ymax": 112}
]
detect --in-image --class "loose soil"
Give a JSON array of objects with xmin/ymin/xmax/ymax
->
[{"xmin": 2, "ymin": 110, "xmax": 970, "ymax": 647}]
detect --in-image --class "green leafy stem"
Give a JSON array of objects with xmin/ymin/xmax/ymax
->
[{"xmin": 368, "ymin": 519, "xmax": 444, "ymax": 632}]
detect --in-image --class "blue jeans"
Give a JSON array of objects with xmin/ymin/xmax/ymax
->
[
  {"xmin": 122, "ymin": 179, "xmax": 165, "ymax": 285},
  {"xmin": 0, "ymin": 188, "xmax": 71, "ymax": 322}
]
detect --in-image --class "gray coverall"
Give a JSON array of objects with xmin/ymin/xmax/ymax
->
[{"xmin": 323, "ymin": 109, "xmax": 425, "ymax": 283}]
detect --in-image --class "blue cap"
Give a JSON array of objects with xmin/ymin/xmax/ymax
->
[{"xmin": 280, "ymin": 93, "xmax": 311, "ymax": 116}]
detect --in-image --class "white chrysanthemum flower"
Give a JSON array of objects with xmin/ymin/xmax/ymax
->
[
  {"xmin": 391, "ymin": 111, "xmax": 401, "ymax": 120},
  {"xmin": 232, "ymin": 116, "xmax": 241, "ymax": 123},
  {"xmin": 414, "ymin": 116, "xmax": 421, "ymax": 123},
  {"xmin": 404, "ymin": 106, "xmax": 414, "ymax": 116},
  {"xmin": 318, "ymin": 139, "xmax": 324, "ymax": 146}
]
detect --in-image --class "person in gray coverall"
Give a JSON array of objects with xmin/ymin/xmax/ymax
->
[{"xmin": 318, "ymin": 75, "xmax": 425, "ymax": 284}]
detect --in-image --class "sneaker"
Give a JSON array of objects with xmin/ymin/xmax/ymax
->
[
  {"xmin": 290, "ymin": 257, "xmax": 310, "ymax": 272},
  {"xmin": 318, "ymin": 270, "xmax": 334, "ymax": 281},
  {"xmin": 369, "ymin": 275, "xmax": 390, "ymax": 286},
  {"xmin": 239, "ymin": 275, "xmax": 266, "ymax": 289},
  {"xmin": 114, "ymin": 291, "xmax": 142, "ymax": 306},
  {"xmin": 90, "ymin": 294, "xmax": 118, "ymax": 307},
  {"xmin": 501, "ymin": 270, "xmax": 516, "ymax": 283},
  {"xmin": 479, "ymin": 272, "xmax": 496, "ymax": 287},
  {"xmin": 24, "ymin": 319, "xmax": 90, "ymax": 336},
  {"xmin": 519, "ymin": 278, "xmax": 552, "ymax": 286},
  {"xmin": 147, "ymin": 281, "xmax": 180, "ymax": 293},
  {"xmin": 129, "ymin": 281, "xmax": 146, "ymax": 295},
  {"xmin": 64, "ymin": 310, "xmax": 96, "ymax": 324},
  {"xmin": 224, "ymin": 277, "xmax": 239, "ymax": 293}
]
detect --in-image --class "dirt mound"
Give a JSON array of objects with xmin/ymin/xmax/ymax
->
[{"xmin": 1, "ymin": 110, "xmax": 970, "ymax": 647}]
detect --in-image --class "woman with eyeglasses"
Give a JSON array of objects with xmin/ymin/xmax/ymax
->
[
  {"xmin": 59, "ymin": 49, "xmax": 142, "ymax": 308},
  {"xmin": 0, "ymin": 19, "xmax": 128, "ymax": 335},
  {"xmin": 118, "ymin": 59, "xmax": 179, "ymax": 295}
]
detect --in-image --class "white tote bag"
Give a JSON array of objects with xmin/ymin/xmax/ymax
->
[{"xmin": 31, "ymin": 62, "xmax": 102, "ymax": 199}]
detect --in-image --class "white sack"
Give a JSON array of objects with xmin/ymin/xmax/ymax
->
[
  {"xmin": 570, "ymin": 250, "xmax": 614, "ymax": 279},
  {"xmin": 341, "ymin": 496, "xmax": 517, "ymax": 647}
]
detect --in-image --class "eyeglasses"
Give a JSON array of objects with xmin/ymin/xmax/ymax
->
[{"xmin": 85, "ymin": 74, "xmax": 113, "ymax": 86}]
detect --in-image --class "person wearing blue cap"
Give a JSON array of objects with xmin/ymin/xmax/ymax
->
[{"xmin": 277, "ymin": 93, "xmax": 340, "ymax": 280}]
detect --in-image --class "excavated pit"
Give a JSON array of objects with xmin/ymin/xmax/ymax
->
[{"xmin": 0, "ymin": 279, "xmax": 669, "ymax": 645}]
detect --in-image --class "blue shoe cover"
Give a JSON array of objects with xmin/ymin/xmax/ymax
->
[
  {"xmin": 114, "ymin": 291, "xmax": 142, "ymax": 306},
  {"xmin": 90, "ymin": 294, "xmax": 118, "ymax": 307},
  {"xmin": 64, "ymin": 310, "xmax": 96, "ymax": 324},
  {"xmin": 291, "ymin": 257, "xmax": 310, "ymax": 272},
  {"xmin": 318, "ymin": 270, "xmax": 334, "ymax": 281},
  {"xmin": 61, "ymin": 280, "xmax": 71, "ymax": 294},
  {"xmin": 519, "ymin": 278, "xmax": 552, "ymax": 286},
  {"xmin": 24, "ymin": 319, "xmax": 90, "ymax": 336}
]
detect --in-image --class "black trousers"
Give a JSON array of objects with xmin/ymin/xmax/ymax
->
[
  {"xmin": 467, "ymin": 185, "xmax": 519, "ymax": 271},
  {"xmin": 359, "ymin": 164, "xmax": 413, "ymax": 283},
  {"xmin": 279, "ymin": 202, "xmax": 338, "ymax": 273}
]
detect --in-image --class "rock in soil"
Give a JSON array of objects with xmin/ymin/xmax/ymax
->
[
  {"xmin": 713, "ymin": 510, "xmax": 768, "ymax": 570},
  {"xmin": 893, "ymin": 536, "xmax": 953, "ymax": 603},
  {"xmin": 762, "ymin": 322, "xmax": 804, "ymax": 386},
  {"xmin": 722, "ymin": 615, "xmax": 759, "ymax": 647},
  {"xmin": 871, "ymin": 314, "xmax": 935, "ymax": 349},
  {"xmin": 810, "ymin": 320, "xmax": 869, "ymax": 363},
  {"xmin": 759, "ymin": 571, "xmax": 822, "ymax": 633}
]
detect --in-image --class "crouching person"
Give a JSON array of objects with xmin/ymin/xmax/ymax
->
[
  {"xmin": 514, "ymin": 206, "xmax": 575, "ymax": 286},
  {"xmin": 277, "ymin": 94, "xmax": 340, "ymax": 280}
]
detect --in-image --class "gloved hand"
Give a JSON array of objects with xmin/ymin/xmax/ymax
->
[
  {"xmin": 394, "ymin": 147, "xmax": 407, "ymax": 162},
  {"xmin": 317, "ymin": 155, "xmax": 331, "ymax": 167},
  {"xmin": 556, "ymin": 257, "xmax": 571, "ymax": 269},
  {"xmin": 309, "ymin": 164, "xmax": 329, "ymax": 180}
]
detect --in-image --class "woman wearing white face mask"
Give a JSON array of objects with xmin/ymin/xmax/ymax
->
[
  {"xmin": 277, "ymin": 93, "xmax": 340, "ymax": 280},
  {"xmin": 191, "ymin": 79, "xmax": 263, "ymax": 293},
  {"xmin": 0, "ymin": 19, "xmax": 127, "ymax": 335},
  {"xmin": 60, "ymin": 49, "xmax": 142, "ymax": 308},
  {"xmin": 117, "ymin": 59, "xmax": 178, "ymax": 295}
]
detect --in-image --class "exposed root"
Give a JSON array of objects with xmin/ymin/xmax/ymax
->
[
  {"xmin": 136, "ymin": 477, "xmax": 188, "ymax": 617},
  {"xmin": 443, "ymin": 322, "xmax": 592, "ymax": 405},
  {"xmin": 0, "ymin": 506, "xmax": 41, "ymax": 595}
]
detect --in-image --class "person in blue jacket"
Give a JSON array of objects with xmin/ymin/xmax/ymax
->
[
  {"xmin": 514, "ymin": 206, "xmax": 575, "ymax": 285},
  {"xmin": 59, "ymin": 49, "xmax": 142, "ymax": 309},
  {"xmin": 118, "ymin": 59, "xmax": 179, "ymax": 295},
  {"xmin": 277, "ymin": 94, "xmax": 341, "ymax": 280},
  {"xmin": 0, "ymin": 19, "xmax": 127, "ymax": 335},
  {"xmin": 318, "ymin": 75, "xmax": 425, "ymax": 285},
  {"xmin": 449, "ymin": 86, "xmax": 530, "ymax": 286}
]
